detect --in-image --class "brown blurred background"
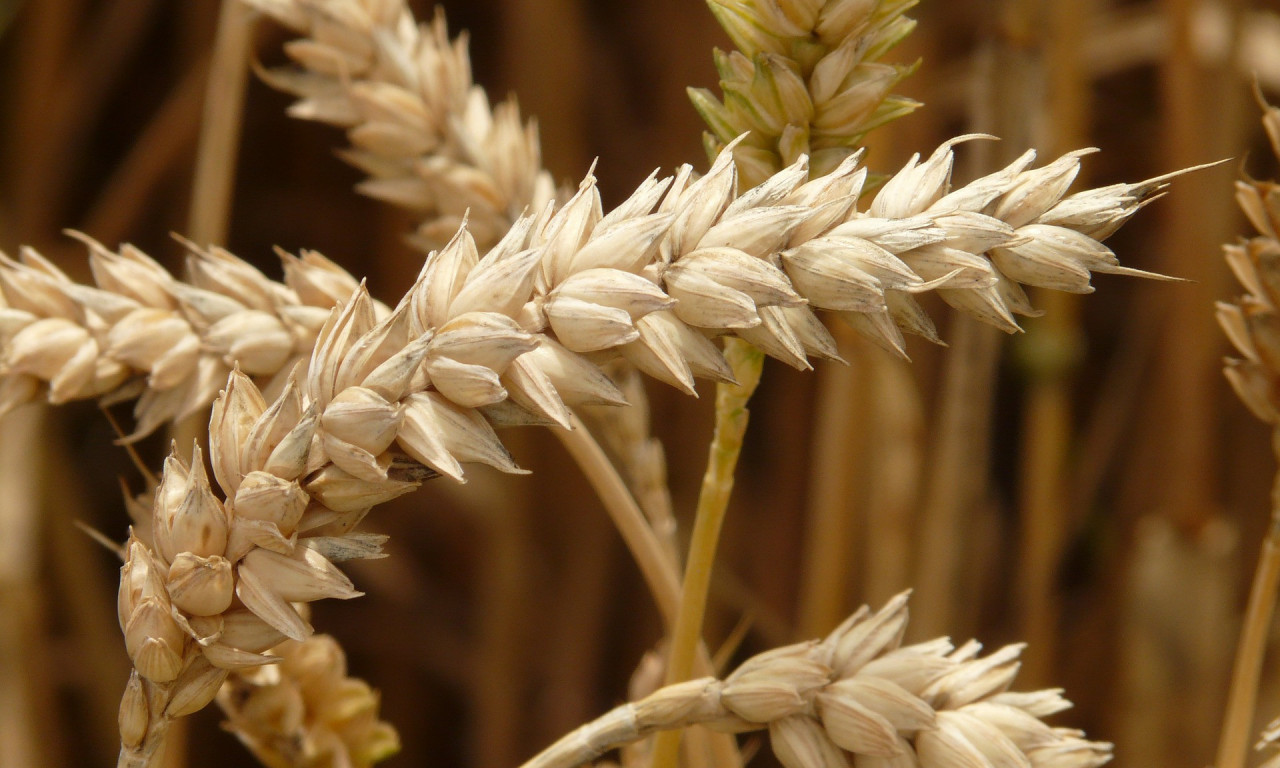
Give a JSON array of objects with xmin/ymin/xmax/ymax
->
[{"xmin": 1, "ymin": 0, "xmax": 1279, "ymax": 766}]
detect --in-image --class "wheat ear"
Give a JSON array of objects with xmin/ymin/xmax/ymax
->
[
  {"xmin": 243, "ymin": 0, "xmax": 556, "ymax": 250},
  {"xmin": 0, "ymin": 140, "xmax": 1188, "ymax": 439},
  {"xmin": 110, "ymin": 475, "xmax": 399, "ymax": 768},
  {"xmin": 522, "ymin": 593, "xmax": 1111, "ymax": 768},
  {"xmin": 690, "ymin": 0, "xmax": 922, "ymax": 187},
  {"xmin": 1215, "ymin": 94, "xmax": 1280, "ymax": 768},
  {"xmin": 0, "ymin": 235, "xmax": 382, "ymax": 439},
  {"xmin": 214, "ymin": 633, "xmax": 399, "ymax": 767}
]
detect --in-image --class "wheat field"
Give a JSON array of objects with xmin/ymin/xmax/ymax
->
[{"xmin": 0, "ymin": 1, "xmax": 1279, "ymax": 768}]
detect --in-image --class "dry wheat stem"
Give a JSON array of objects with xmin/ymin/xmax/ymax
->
[
  {"xmin": 1215, "ymin": 97, "xmax": 1280, "ymax": 768},
  {"xmin": 522, "ymin": 594, "xmax": 1112, "ymax": 768},
  {"xmin": 549, "ymin": 416, "xmax": 742, "ymax": 766},
  {"xmin": 651, "ymin": 338, "xmax": 764, "ymax": 768},
  {"xmin": 579, "ymin": 364, "xmax": 681, "ymax": 565},
  {"xmin": 1221, "ymin": 516, "xmax": 1280, "ymax": 768},
  {"xmin": 553, "ymin": 412, "xmax": 682, "ymax": 625}
]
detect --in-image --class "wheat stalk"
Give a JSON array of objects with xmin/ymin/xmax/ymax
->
[
  {"xmin": 654, "ymin": 5, "xmax": 934, "ymax": 763},
  {"xmin": 522, "ymin": 593, "xmax": 1111, "ymax": 768},
  {"xmin": 578, "ymin": 362, "xmax": 681, "ymax": 564},
  {"xmin": 1215, "ymin": 94, "xmax": 1280, "ymax": 768}
]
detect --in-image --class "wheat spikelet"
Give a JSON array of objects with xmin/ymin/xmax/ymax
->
[
  {"xmin": 521, "ymin": 593, "xmax": 1111, "ymax": 768},
  {"xmin": 244, "ymin": 0, "xmax": 556, "ymax": 249},
  {"xmin": 113, "ymin": 431, "xmax": 399, "ymax": 767}
]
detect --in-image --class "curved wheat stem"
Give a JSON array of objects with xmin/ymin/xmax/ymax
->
[{"xmin": 652, "ymin": 337, "xmax": 764, "ymax": 768}]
